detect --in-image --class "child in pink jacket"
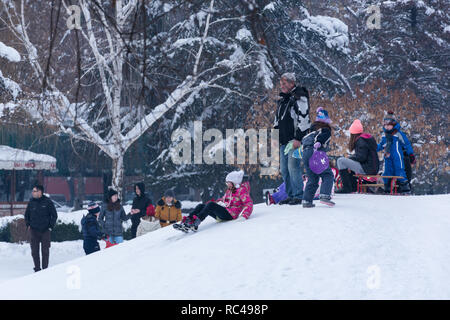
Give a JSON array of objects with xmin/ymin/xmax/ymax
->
[{"xmin": 174, "ymin": 170, "xmax": 253, "ymax": 232}]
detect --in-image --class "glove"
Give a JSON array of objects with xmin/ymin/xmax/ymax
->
[
  {"xmin": 313, "ymin": 142, "xmax": 321, "ymax": 150},
  {"xmin": 284, "ymin": 141, "xmax": 293, "ymax": 155},
  {"xmin": 409, "ymin": 154, "xmax": 416, "ymax": 165}
]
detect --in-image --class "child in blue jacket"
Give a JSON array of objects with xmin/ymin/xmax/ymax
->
[
  {"xmin": 377, "ymin": 111, "xmax": 415, "ymax": 194},
  {"xmin": 81, "ymin": 203, "xmax": 104, "ymax": 255}
]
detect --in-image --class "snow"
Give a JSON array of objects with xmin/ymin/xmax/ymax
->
[
  {"xmin": 300, "ymin": 15, "xmax": 350, "ymax": 54},
  {"xmin": 0, "ymin": 145, "xmax": 57, "ymax": 170},
  {"xmin": 235, "ymin": 28, "xmax": 252, "ymax": 41},
  {"xmin": 0, "ymin": 41, "xmax": 20, "ymax": 62},
  {"xmin": 0, "ymin": 194, "xmax": 449, "ymax": 299},
  {"xmin": 263, "ymin": 2, "xmax": 275, "ymax": 12}
]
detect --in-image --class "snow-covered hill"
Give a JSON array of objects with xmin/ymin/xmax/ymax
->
[{"xmin": 0, "ymin": 194, "xmax": 449, "ymax": 300}]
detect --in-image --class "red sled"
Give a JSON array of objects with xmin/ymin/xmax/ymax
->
[{"xmin": 104, "ymin": 237, "xmax": 119, "ymax": 248}]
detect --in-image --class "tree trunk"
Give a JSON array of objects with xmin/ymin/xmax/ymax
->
[{"xmin": 112, "ymin": 156, "xmax": 124, "ymax": 200}]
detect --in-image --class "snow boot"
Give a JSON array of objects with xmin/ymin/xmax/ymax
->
[
  {"xmin": 288, "ymin": 198, "xmax": 302, "ymax": 205},
  {"xmin": 319, "ymin": 195, "xmax": 335, "ymax": 207},
  {"xmin": 397, "ymin": 181, "xmax": 411, "ymax": 194},
  {"xmin": 265, "ymin": 191, "xmax": 275, "ymax": 206},
  {"xmin": 173, "ymin": 216, "xmax": 191, "ymax": 233},
  {"xmin": 187, "ymin": 215, "xmax": 201, "ymax": 232},
  {"xmin": 278, "ymin": 197, "xmax": 292, "ymax": 205},
  {"xmin": 335, "ymin": 169, "xmax": 353, "ymax": 194},
  {"xmin": 302, "ymin": 201, "xmax": 315, "ymax": 208}
]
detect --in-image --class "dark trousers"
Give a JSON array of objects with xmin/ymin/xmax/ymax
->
[
  {"xmin": 83, "ymin": 238, "xmax": 100, "ymax": 255},
  {"xmin": 130, "ymin": 218, "xmax": 141, "ymax": 239},
  {"xmin": 189, "ymin": 202, "xmax": 233, "ymax": 222},
  {"xmin": 30, "ymin": 229, "xmax": 51, "ymax": 271},
  {"xmin": 302, "ymin": 148, "xmax": 335, "ymax": 202}
]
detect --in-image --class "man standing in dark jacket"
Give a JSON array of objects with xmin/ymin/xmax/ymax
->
[
  {"xmin": 130, "ymin": 183, "xmax": 152, "ymax": 239},
  {"xmin": 24, "ymin": 184, "xmax": 58, "ymax": 272},
  {"xmin": 274, "ymin": 73, "xmax": 311, "ymax": 205}
]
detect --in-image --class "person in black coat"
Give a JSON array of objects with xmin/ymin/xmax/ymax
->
[
  {"xmin": 130, "ymin": 183, "xmax": 152, "ymax": 239},
  {"xmin": 81, "ymin": 203, "xmax": 104, "ymax": 255},
  {"xmin": 274, "ymin": 72, "xmax": 311, "ymax": 205},
  {"xmin": 336, "ymin": 119, "xmax": 380, "ymax": 193},
  {"xmin": 24, "ymin": 184, "xmax": 58, "ymax": 272}
]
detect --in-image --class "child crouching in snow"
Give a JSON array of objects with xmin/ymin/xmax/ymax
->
[
  {"xmin": 301, "ymin": 107, "xmax": 335, "ymax": 208},
  {"xmin": 174, "ymin": 170, "xmax": 253, "ymax": 232}
]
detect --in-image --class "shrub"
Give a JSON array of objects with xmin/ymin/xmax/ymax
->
[
  {"xmin": 51, "ymin": 222, "xmax": 83, "ymax": 242},
  {"xmin": 0, "ymin": 224, "xmax": 11, "ymax": 242}
]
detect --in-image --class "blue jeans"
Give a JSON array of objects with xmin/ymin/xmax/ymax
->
[
  {"xmin": 280, "ymin": 144, "xmax": 304, "ymax": 199},
  {"xmin": 108, "ymin": 235, "xmax": 123, "ymax": 244}
]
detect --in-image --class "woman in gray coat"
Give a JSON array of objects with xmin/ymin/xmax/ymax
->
[{"xmin": 98, "ymin": 189, "xmax": 138, "ymax": 244}]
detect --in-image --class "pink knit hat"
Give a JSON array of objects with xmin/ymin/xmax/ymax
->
[{"xmin": 349, "ymin": 119, "xmax": 363, "ymax": 134}]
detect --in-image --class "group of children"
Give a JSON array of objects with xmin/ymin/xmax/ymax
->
[
  {"xmin": 268, "ymin": 108, "xmax": 416, "ymax": 206},
  {"xmin": 80, "ymin": 108, "xmax": 415, "ymax": 253}
]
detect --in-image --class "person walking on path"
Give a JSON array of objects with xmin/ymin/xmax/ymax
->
[{"xmin": 24, "ymin": 184, "xmax": 58, "ymax": 272}]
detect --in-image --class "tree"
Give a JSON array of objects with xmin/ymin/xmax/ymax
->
[{"xmin": 1, "ymin": 0, "xmax": 255, "ymax": 198}]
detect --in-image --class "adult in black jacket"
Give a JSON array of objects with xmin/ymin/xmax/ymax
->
[
  {"xmin": 24, "ymin": 184, "xmax": 58, "ymax": 272},
  {"xmin": 337, "ymin": 119, "xmax": 380, "ymax": 193},
  {"xmin": 274, "ymin": 72, "xmax": 311, "ymax": 205},
  {"xmin": 130, "ymin": 183, "xmax": 152, "ymax": 239}
]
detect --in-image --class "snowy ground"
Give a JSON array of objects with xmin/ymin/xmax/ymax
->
[{"xmin": 0, "ymin": 194, "xmax": 449, "ymax": 299}]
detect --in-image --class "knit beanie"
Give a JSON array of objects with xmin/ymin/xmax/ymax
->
[
  {"xmin": 349, "ymin": 119, "xmax": 364, "ymax": 134},
  {"xmin": 107, "ymin": 189, "xmax": 118, "ymax": 201},
  {"xmin": 87, "ymin": 202, "xmax": 100, "ymax": 214},
  {"xmin": 384, "ymin": 111, "xmax": 397, "ymax": 125},
  {"xmin": 164, "ymin": 189, "xmax": 175, "ymax": 198},
  {"xmin": 315, "ymin": 107, "xmax": 331, "ymax": 124},
  {"xmin": 225, "ymin": 170, "xmax": 245, "ymax": 188}
]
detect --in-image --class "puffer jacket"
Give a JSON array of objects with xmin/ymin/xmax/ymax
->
[
  {"xmin": 24, "ymin": 195, "xmax": 58, "ymax": 233},
  {"xmin": 98, "ymin": 201, "xmax": 132, "ymax": 236},
  {"xmin": 350, "ymin": 133, "xmax": 380, "ymax": 175},
  {"xmin": 216, "ymin": 181, "xmax": 253, "ymax": 219},
  {"xmin": 155, "ymin": 197, "xmax": 182, "ymax": 227},
  {"xmin": 136, "ymin": 218, "xmax": 161, "ymax": 237},
  {"xmin": 81, "ymin": 213, "xmax": 103, "ymax": 240}
]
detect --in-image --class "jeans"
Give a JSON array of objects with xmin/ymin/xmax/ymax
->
[
  {"xmin": 302, "ymin": 147, "xmax": 334, "ymax": 203},
  {"xmin": 108, "ymin": 235, "xmax": 123, "ymax": 244},
  {"xmin": 280, "ymin": 143, "xmax": 304, "ymax": 199}
]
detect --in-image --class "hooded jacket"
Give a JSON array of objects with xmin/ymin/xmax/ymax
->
[
  {"xmin": 155, "ymin": 197, "xmax": 182, "ymax": 227},
  {"xmin": 217, "ymin": 181, "xmax": 253, "ymax": 219},
  {"xmin": 131, "ymin": 183, "xmax": 152, "ymax": 223},
  {"xmin": 350, "ymin": 133, "xmax": 380, "ymax": 175}
]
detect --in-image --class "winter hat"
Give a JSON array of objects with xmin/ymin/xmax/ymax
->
[
  {"xmin": 383, "ymin": 111, "xmax": 397, "ymax": 125},
  {"xmin": 107, "ymin": 189, "xmax": 118, "ymax": 201},
  {"xmin": 225, "ymin": 170, "xmax": 245, "ymax": 188},
  {"xmin": 349, "ymin": 119, "xmax": 364, "ymax": 134},
  {"xmin": 87, "ymin": 202, "xmax": 100, "ymax": 215},
  {"xmin": 315, "ymin": 107, "xmax": 332, "ymax": 124},
  {"xmin": 164, "ymin": 189, "xmax": 175, "ymax": 198}
]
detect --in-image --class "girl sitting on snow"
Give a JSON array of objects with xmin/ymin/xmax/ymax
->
[
  {"xmin": 174, "ymin": 170, "xmax": 253, "ymax": 232},
  {"xmin": 301, "ymin": 107, "xmax": 335, "ymax": 208}
]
